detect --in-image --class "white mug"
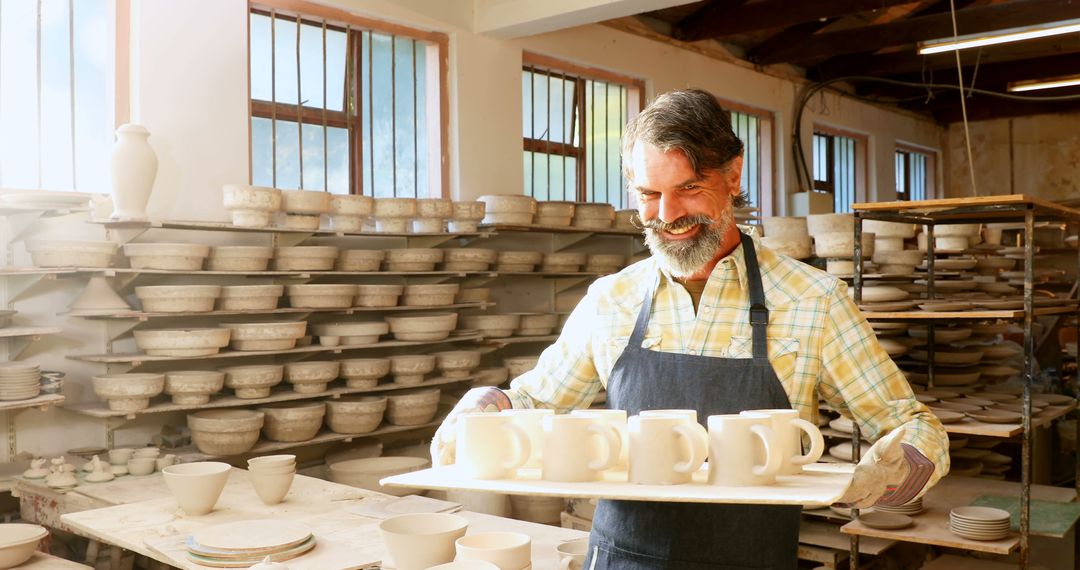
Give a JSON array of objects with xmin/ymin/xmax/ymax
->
[
  {"xmin": 556, "ymin": 537, "xmax": 590, "ymax": 570},
  {"xmin": 640, "ymin": 409, "xmax": 698, "ymax": 424},
  {"xmin": 499, "ymin": 408, "xmax": 554, "ymax": 469},
  {"xmin": 707, "ymin": 413, "xmax": 782, "ymax": 486},
  {"xmin": 456, "ymin": 413, "xmax": 531, "ymax": 480},
  {"xmin": 541, "ymin": 415, "xmax": 621, "ymax": 482},
  {"xmin": 628, "ymin": 414, "xmax": 709, "ymax": 485},
  {"xmin": 570, "ymin": 409, "xmax": 628, "ymax": 470},
  {"xmin": 742, "ymin": 408, "xmax": 825, "ymax": 475}
]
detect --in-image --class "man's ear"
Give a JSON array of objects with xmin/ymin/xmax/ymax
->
[{"xmin": 725, "ymin": 155, "xmax": 744, "ymax": 197}]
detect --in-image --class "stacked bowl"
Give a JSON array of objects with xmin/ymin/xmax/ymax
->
[
  {"xmin": 0, "ymin": 363, "xmax": 40, "ymax": 401},
  {"xmin": 949, "ymin": 506, "xmax": 1011, "ymax": 541},
  {"xmin": 246, "ymin": 454, "xmax": 297, "ymax": 505}
]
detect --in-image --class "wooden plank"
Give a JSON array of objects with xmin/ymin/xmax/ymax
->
[
  {"xmin": 18, "ymin": 553, "xmax": 93, "ymax": 569},
  {"xmin": 73, "ymin": 302, "xmax": 490, "ymax": 320},
  {"xmin": 863, "ymin": 306, "xmax": 1077, "ymax": 320},
  {"xmin": 853, "ymin": 195, "xmax": 1080, "ymax": 221},
  {"xmin": 0, "ymin": 326, "xmax": 61, "ymax": 338},
  {"xmin": 840, "ymin": 475, "xmax": 1076, "ymax": 554},
  {"xmin": 800, "ymin": 519, "xmax": 895, "ymax": 555},
  {"xmin": 95, "ymin": 217, "xmax": 488, "ymax": 238},
  {"xmin": 919, "ymin": 553, "xmax": 1020, "ymax": 570},
  {"xmin": 673, "ymin": 0, "xmax": 916, "ymax": 41},
  {"xmin": 480, "ymin": 223, "xmax": 641, "ymax": 237},
  {"xmin": 384, "ymin": 463, "xmax": 856, "ymax": 507}
]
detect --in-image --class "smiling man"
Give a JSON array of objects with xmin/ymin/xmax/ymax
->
[{"xmin": 431, "ymin": 89, "xmax": 948, "ymax": 569}]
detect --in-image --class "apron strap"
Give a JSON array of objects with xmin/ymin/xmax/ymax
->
[
  {"xmin": 740, "ymin": 233, "xmax": 771, "ymax": 365},
  {"xmin": 627, "ymin": 272, "xmax": 660, "ymax": 350}
]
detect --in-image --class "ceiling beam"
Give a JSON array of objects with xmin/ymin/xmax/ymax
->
[
  {"xmin": 896, "ymin": 52, "xmax": 1080, "ymax": 88},
  {"xmin": 473, "ymin": 0, "xmax": 697, "ymax": 39},
  {"xmin": 904, "ymin": 87, "xmax": 1080, "ymax": 121},
  {"xmin": 747, "ymin": 21, "xmax": 835, "ymax": 62},
  {"xmin": 753, "ymin": 0, "xmax": 1080, "ymax": 65},
  {"xmin": 673, "ymin": 0, "xmax": 919, "ymax": 41}
]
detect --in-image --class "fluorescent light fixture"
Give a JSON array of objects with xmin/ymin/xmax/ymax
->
[
  {"xmin": 918, "ymin": 18, "xmax": 1080, "ymax": 55},
  {"xmin": 1008, "ymin": 74, "xmax": 1080, "ymax": 92}
]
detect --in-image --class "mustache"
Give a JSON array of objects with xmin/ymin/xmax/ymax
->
[{"xmin": 639, "ymin": 214, "xmax": 716, "ymax": 233}]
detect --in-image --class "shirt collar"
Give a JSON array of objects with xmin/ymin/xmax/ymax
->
[{"xmin": 654, "ymin": 241, "xmax": 749, "ymax": 292}]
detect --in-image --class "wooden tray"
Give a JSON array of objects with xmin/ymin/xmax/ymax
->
[{"xmin": 382, "ymin": 463, "xmax": 855, "ymax": 507}]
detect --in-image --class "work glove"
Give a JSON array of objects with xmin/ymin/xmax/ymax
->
[
  {"xmin": 834, "ymin": 426, "xmax": 911, "ymax": 509},
  {"xmin": 430, "ymin": 387, "xmax": 509, "ymax": 467}
]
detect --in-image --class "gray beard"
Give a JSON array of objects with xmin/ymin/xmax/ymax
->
[{"xmin": 644, "ymin": 218, "xmax": 727, "ymax": 278}]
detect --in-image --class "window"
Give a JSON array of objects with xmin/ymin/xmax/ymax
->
[
  {"xmin": 727, "ymin": 105, "xmax": 773, "ymax": 215},
  {"xmin": 249, "ymin": 1, "xmax": 448, "ymax": 197},
  {"xmin": 895, "ymin": 147, "xmax": 935, "ymax": 201},
  {"xmin": 812, "ymin": 128, "xmax": 865, "ymax": 213},
  {"xmin": 0, "ymin": 0, "xmax": 113, "ymax": 192},
  {"xmin": 521, "ymin": 53, "xmax": 643, "ymax": 209}
]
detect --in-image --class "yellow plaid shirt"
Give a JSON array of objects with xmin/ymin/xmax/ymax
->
[{"xmin": 506, "ymin": 237, "xmax": 950, "ymax": 491}]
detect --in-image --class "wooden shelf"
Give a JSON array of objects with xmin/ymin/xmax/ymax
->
[
  {"xmin": 479, "ymin": 223, "xmax": 640, "ymax": 236},
  {"xmin": 853, "ymin": 195, "xmax": 1080, "ymax": 222},
  {"xmin": 174, "ymin": 416, "xmax": 447, "ymax": 462},
  {"xmin": 864, "ymin": 305, "xmax": 1078, "ymax": 320},
  {"xmin": 70, "ymin": 302, "xmax": 491, "ymax": 320},
  {"xmin": 94, "ymin": 218, "xmax": 490, "ymax": 239},
  {"xmin": 840, "ymin": 475, "xmax": 1077, "ymax": 555},
  {"xmin": 0, "ymin": 326, "xmax": 61, "ymax": 338},
  {"xmin": 480, "ymin": 334, "xmax": 559, "ymax": 347},
  {"xmin": 0, "ymin": 393, "xmax": 64, "ymax": 412},
  {"xmin": 0, "ymin": 267, "xmax": 77, "ymax": 277},
  {"xmin": 64, "ymin": 375, "xmax": 473, "ymax": 418},
  {"xmin": 918, "ymin": 554, "xmax": 1017, "ymax": 570},
  {"xmin": 67, "ymin": 333, "xmax": 483, "ymax": 364},
  {"xmin": 940, "ymin": 402, "xmax": 1076, "ymax": 438}
]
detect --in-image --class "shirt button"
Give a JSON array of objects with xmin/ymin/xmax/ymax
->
[{"xmin": 702, "ymin": 307, "xmax": 711, "ymax": 314}]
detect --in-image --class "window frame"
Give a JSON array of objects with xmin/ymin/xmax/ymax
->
[
  {"xmin": 521, "ymin": 51, "xmax": 644, "ymax": 206},
  {"xmin": 718, "ymin": 99, "xmax": 775, "ymax": 217},
  {"xmin": 811, "ymin": 124, "xmax": 867, "ymax": 213},
  {"xmin": 895, "ymin": 143, "xmax": 937, "ymax": 201},
  {"xmin": 248, "ymin": 0, "xmax": 450, "ymax": 197}
]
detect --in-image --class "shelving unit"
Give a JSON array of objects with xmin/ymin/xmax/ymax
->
[{"xmin": 849, "ymin": 195, "xmax": 1080, "ymax": 570}]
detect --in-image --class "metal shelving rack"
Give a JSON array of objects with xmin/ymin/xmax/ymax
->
[{"xmin": 848, "ymin": 195, "xmax": 1080, "ymax": 569}]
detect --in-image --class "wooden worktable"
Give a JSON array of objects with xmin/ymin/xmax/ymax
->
[
  {"xmin": 59, "ymin": 469, "xmax": 586, "ymax": 570},
  {"xmin": 17, "ymin": 552, "xmax": 93, "ymax": 569}
]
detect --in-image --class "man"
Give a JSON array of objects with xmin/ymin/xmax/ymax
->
[{"xmin": 432, "ymin": 89, "xmax": 948, "ymax": 569}]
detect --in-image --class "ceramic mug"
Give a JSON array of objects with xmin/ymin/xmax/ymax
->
[
  {"xmin": 570, "ymin": 409, "xmax": 629, "ymax": 469},
  {"xmin": 640, "ymin": 409, "xmax": 698, "ymax": 424},
  {"xmin": 556, "ymin": 537, "xmax": 590, "ymax": 570},
  {"xmin": 707, "ymin": 413, "xmax": 783, "ymax": 486},
  {"xmin": 455, "ymin": 532, "xmax": 531, "ymax": 570},
  {"xmin": 456, "ymin": 413, "xmax": 531, "ymax": 480},
  {"xmin": 499, "ymin": 408, "xmax": 555, "ymax": 469},
  {"xmin": 541, "ymin": 415, "xmax": 621, "ymax": 482},
  {"xmin": 379, "ymin": 512, "xmax": 469, "ymax": 570},
  {"xmin": 742, "ymin": 408, "xmax": 825, "ymax": 475},
  {"xmin": 628, "ymin": 414, "xmax": 709, "ymax": 485}
]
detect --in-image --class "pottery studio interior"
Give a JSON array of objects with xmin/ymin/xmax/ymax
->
[{"xmin": 5, "ymin": 0, "xmax": 1080, "ymax": 569}]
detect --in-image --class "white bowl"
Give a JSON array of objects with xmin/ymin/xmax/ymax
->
[
  {"xmin": 330, "ymin": 194, "xmax": 374, "ymax": 216},
  {"xmin": 91, "ymin": 373, "xmax": 165, "ymax": 411},
  {"xmin": 273, "ymin": 246, "xmax": 339, "ymax": 271},
  {"xmin": 329, "ymin": 456, "xmax": 430, "ymax": 496},
  {"xmin": 374, "ymin": 198, "xmax": 418, "ymax": 218},
  {"xmin": 222, "ymin": 321, "xmax": 307, "ymax": 351},
  {"xmin": 135, "ymin": 285, "xmax": 221, "ymax": 313},
  {"xmin": 133, "ymin": 328, "xmax": 231, "ymax": 356},
  {"xmin": 187, "ymin": 411, "xmax": 264, "ymax": 455},
  {"xmin": 478, "ymin": 195, "xmax": 536, "ymax": 214},
  {"xmin": 0, "ymin": 524, "xmax": 47, "ymax": 569},
  {"xmin": 433, "ymin": 350, "xmax": 482, "ymax": 378},
  {"xmin": 123, "ymin": 243, "xmax": 210, "ymax": 271},
  {"xmin": 208, "ymin": 246, "xmax": 274, "ymax": 271},
  {"xmin": 402, "ymin": 283, "xmax": 460, "ymax": 307},
  {"xmin": 221, "ymin": 365, "xmax": 285, "ymax": 398},
  {"xmin": 461, "ymin": 314, "xmax": 520, "ymax": 338},
  {"xmin": 314, "ymin": 321, "xmax": 389, "ymax": 345},
  {"xmin": 25, "ymin": 240, "xmax": 117, "ymax": 268},
  {"xmin": 325, "ymin": 396, "xmax": 388, "ymax": 434},
  {"xmin": 284, "ymin": 361, "xmax": 340, "ymax": 393},
  {"xmin": 164, "ymin": 371, "xmax": 225, "ymax": 405},
  {"xmin": 504, "ymin": 356, "xmax": 540, "ymax": 378},
  {"xmin": 287, "ymin": 284, "xmax": 357, "ymax": 309},
  {"xmin": 386, "ymin": 389, "xmax": 441, "ymax": 426},
  {"xmin": 339, "ymin": 358, "xmax": 391, "ymax": 388},
  {"xmin": 162, "ymin": 461, "xmax": 232, "ymax": 515},
  {"xmin": 417, "ymin": 198, "xmax": 453, "ymax": 218},
  {"xmin": 217, "ymin": 285, "xmax": 284, "ymax": 311},
  {"xmin": 258, "ymin": 402, "xmax": 326, "ymax": 442},
  {"xmin": 281, "ymin": 190, "xmax": 331, "ymax": 214},
  {"xmin": 356, "ymin": 284, "xmax": 404, "ymax": 307},
  {"xmin": 385, "ymin": 313, "xmax": 458, "ymax": 341},
  {"xmin": 390, "ymin": 355, "xmax": 437, "ymax": 384},
  {"xmin": 337, "ymin": 249, "xmax": 385, "ymax": 272},
  {"xmin": 452, "ymin": 201, "xmax": 486, "ymax": 221}
]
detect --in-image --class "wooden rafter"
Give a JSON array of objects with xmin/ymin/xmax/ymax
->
[{"xmin": 673, "ymin": 0, "xmax": 920, "ymax": 41}]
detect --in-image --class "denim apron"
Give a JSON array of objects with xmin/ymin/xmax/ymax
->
[{"xmin": 585, "ymin": 233, "xmax": 801, "ymax": 569}]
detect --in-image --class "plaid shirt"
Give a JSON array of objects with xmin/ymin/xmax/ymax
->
[{"xmin": 506, "ymin": 237, "xmax": 949, "ymax": 497}]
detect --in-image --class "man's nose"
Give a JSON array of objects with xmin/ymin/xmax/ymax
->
[{"xmin": 658, "ymin": 193, "xmax": 688, "ymax": 224}]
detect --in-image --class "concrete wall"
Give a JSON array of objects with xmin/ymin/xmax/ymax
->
[{"xmin": 944, "ymin": 111, "xmax": 1080, "ymax": 201}]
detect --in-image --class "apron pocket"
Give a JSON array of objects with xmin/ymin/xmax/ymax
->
[
  {"xmin": 588, "ymin": 540, "xmax": 772, "ymax": 570},
  {"xmin": 724, "ymin": 336, "xmax": 800, "ymax": 379}
]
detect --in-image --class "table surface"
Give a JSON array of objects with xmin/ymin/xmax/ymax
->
[
  {"xmin": 19, "ymin": 552, "xmax": 93, "ymax": 569},
  {"xmin": 59, "ymin": 469, "xmax": 586, "ymax": 570}
]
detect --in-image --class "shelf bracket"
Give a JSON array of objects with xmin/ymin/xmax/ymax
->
[
  {"xmin": 273, "ymin": 232, "xmax": 314, "ymax": 247},
  {"xmin": 5, "ymin": 211, "xmax": 47, "ymax": 242},
  {"xmin": 6, "ymin": 336, "xmax": 41, "ymax": 361},
  {"xmin": 552, "ymin": 276, "xmax": 591, "ymax": 294},
  {"xmin": 104, "ymin": 227, "xmax": 150, "ymax": 245},
  {"xmin": 7, "ymin": 273, "xmax": 57, "ymax": 304},
  {"xmin": 104, "ymin": 416, "xmax": 130, "ymax": 449},
  {"xmin": 552, "ymin": 233, "xmax": 593, "ymax": 251},
  {"xmin": 6, "ymin": 410, "xmax": 19, "ymax": 458},
  {"xmin": 105, "ymin": 319, "xmax": 143, "ymax": 342},
  {"xmin": 407, "ymin": 235, "xmax": 458, "ymax": 249}
]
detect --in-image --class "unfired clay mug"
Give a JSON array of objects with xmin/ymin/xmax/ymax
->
[
  {"xmin": 640, "ymin": 409, "xmax": 698, "ymax": 424},
  {"xmin": 628, "ymin": 414, "xmax": 709, "ymax": 485},
  {"xmin": 707, "ymin": 413, "xmax": 783, "ymax": 486},
  {"xmin": 742, "ymin": 408, "xmax": 825, "ymax": 475},
  {"xmin": 456, "ymin": 413, "xmax": 531, "ymax": 480},
  {"xmin": 499, "ymin": 408, "xmax": 555, "ymax": 469},
  {"xmin": 570, "ymin": 409, "xmax": 628, "ymax": 470},
  {"xmin": 556, "ymin": 537, "xmax": 590, "ymax": 570},
  {"xmin": 541, "ymin": 415, "xmax": 621, "ymax": 482}
]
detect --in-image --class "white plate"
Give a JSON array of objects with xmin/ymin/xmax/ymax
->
[
  {"xmin": 0, "ymin": 191, "xmax": 91, "ymax": 208},
  {"xmin": 857, "ymin": 512, "xmax": 912, "ymax": 530}
]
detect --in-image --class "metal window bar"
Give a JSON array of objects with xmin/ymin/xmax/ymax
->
[
  {"xmin": 294, "ymin": 13, "xmax": 304, "ymax": 189},
  {"xmin": 68, "ymin": 0, "xmax": 76, "ymax": 188}
]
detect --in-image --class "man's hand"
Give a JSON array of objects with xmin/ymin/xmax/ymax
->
[
  {"xmin": 834, "ymin": 426, "xmax": 910, "ymax": 509},
  {"xmin": 430, "ymin": 387, "xmax": 512, "ymax": 467}
]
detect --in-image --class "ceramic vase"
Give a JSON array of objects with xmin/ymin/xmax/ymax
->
[{"xmin": 110, "ymin": 124, "xmax": 158, "ymax": 221}]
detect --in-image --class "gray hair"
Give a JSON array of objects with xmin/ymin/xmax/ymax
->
[{"xmin": 622, "ymin": 89, "xmax": 747, "ymax": 207}]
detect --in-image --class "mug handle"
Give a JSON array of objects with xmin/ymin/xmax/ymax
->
[
  {"xmin": 749, "ymin": 424, "xmax": 783, "ymax": 477},
  {"xmin": 788, "ymin": 418, "xmax": 825, "ymax": 466},
  {"xmin": 500, "ymin": 423, "xmax": 533, "ymax": 470},
  {"xmin": 559, "ymin": 557, "xmax": 573, "ymax": 570},
  {"xmin": 672, "ymin": 422, "xmax": 709, "ymax": 474},
  {"xmin": 586, "ymin": 424, "xmax": 621, "ymax": 472}
]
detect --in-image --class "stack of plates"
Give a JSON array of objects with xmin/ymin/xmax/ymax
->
[
  {"xmin": 185, "ymin": 521, "xmax": 316, "ymax": 567},
  {"xmin": 874, "ymin": 496, "xmax": 923, "ymax": 516},
  {"xmin": 949, "ymin": 506, "xmax": 1011, "ymax": 541},
  {"xmin": 0, "ymin": 363, "xmax": 40, "ymax": 401}
]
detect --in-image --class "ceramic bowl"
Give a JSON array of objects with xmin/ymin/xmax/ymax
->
[
  {"xmin": 806, "ymin": 213, "xmax": 854, "ymax": 237},
  {"xmin": 762, "ymin": 216, "xmax": 808, "ymax": 238},
  {"xmin": 448, "ymin": 220, "xmax": 479, "ymax": 233},
  {"xmin": 385, "ymin": 389, "xmax": 441, "ymax": 426},
  {"xmin": 761, "ymin": 236, "xmax": 812, "ymax": 260},
  {"xmin": 478, "ymin": 194, "xmax": 536, "ymax": 215},
  {"xmin": 504, "ymin": 356, "xmax": 540, "ymax": 378},
  {"xmin": 813, "ymin": 232, "xmax": 875, "ymax": 259},
  {"xmin": 164, "ymin": 371, "xmax": 225, "ymax": 405},
  {"xmin": 332, "ymin": 215, "xmax": 365, "ymax": 232},
  {"xmin": 442, "ymin": 248, "xmax": 498, "ymax": 272},
  {"xmin": 222, "ymin": 321, "xmax": 307, "ymax": 351},
  {"xmin": 187, "ymin": 411, "xmax": 265, "ymax": 455},
  {"xmin": 515, "ymin": 313, "xmax": 558, "ymax": 336},
  {"xmin": 455, "ymin": 288, "xmax": 490, "ymax": 304},
  {"xmin": 133, "ymin": 328, "xmax": 231, "ymax": 356},
  {"xmin": 337, "ymin": 249, "xmax": 385, "ymax": 272},
  {"xmin": 284, "ymin": 361, "xmax": 340, "ymax": 393},
  {"xmin": 356, "ymin": 284, "xmax": 404, "ymax": 307},
  {"xmin": 379, "ymin": 513, "xmax": 469, "ymax": 569},
  {"xmin": 385, "ymin": 313, "xmax": 458, "ymax": 341},
  {"xmin": 162, "ymin": 461, "xmax": 232, "ymax": 515},
  {"xmin": 0, "ymin": 524, "xmax": 47, "ymax": 569},
  {"xmin": 313, "ymin": 321, "xmax": 389, "ymax": 345},
  {"xmin": 472, "ymin": 367, "xmax": 510, "ymax": 387},
  {"xmin": 325, "ymin": 396, "xmax": 388, "ymax": 434},
  {"xmin": 123, "ymin": 243, "xmax": 210, "ymax": 271},
  {"xmin": 25, "ymin": 240, "xmax": 117, "ymax": 268},
  {"xmin": 339, "ymin": 358, "xmax": 391, "ymax": 388},
  {"xmin": 91, "ymin": 373, "xmax": 165, "ymax": 411},
  {"xmin": 329, "ymin": 456, "xmax": 430, "ymax": 496},
  {"xmin": 495, "ymin": 251, "xmax": 543, "ymax": 272},
  {"xmin": 217, "ymin": 285, "xmax": 284, "ymax": 311},
  {"xmin": 451, "ymin": 201, "xmax": 486, "ymax": 221},
  {"xmin": 258, "ymin": 402, "xmax": 326, "ymax": 442},
  {"xmin": 330, "ymin": 194, "xmax": 373, "ymax": 216},
  {"xmin": 483, "ymin": 212, "xmax": 534, "ymax": 225},
  {"xmin": 401, "ymin": 284, "xmax": 460, "ymax": 307},
  {"xmin": 536, "ymin": 201, "xmax": 576, "ymax": 220},
  {"xmin": 864, "ymin": 220, "xmax": 916, "ymax": 238},
  {"xmin": 273, "ymin": 246, "xmax": 339, "ymax": 271},
  {"xmin": 389, "ymin": 355, "xmax": 437, "ymax": 385},
  {"xmin": 541, "ymin": 252, "xmax": 587, "ymax": 272},
  {"xmin": 281, "ymin": 189, "xmax": 331, "ymax": 214},
  {"xmin": 374, "ymin": 198, "xmax": 418, "ymax": 218},
  {"xmin": 417, "ymin": 198, "xmax": 453, "ymax": 218},
  {"xmin": 221, "ymin": 365, "xmax": 285, "ymax": 398},
  {"xmin": 385, "ymin": 248, "xmax": 444, "ymax": 272},
  {"xmin": 286, "ymin": 284, "xmax": 357, "ymax": 309},
  {"xmin": 223, "ymin": 184, "xmax": 281, "ymax": 211},
  {"xmin": 207, "ymin": 246, "xmax": 274, "ymax": 272},
  {"xmin": 127, "ymin": 457, "xmax": 156, "ymax": 476},
  {"xmin": 461, "ymin": 314, "xmax": 520, "ymax": 338},
  {"xmin": 433, "ymin": 350, "xmax": 482, "ymax": 378},
  {"xmin": 613, "ymin": 209, "xmax": 638, "ymax": 229},
  {"xmin": 135, "ymin": 285, "xmax": 221, "ymax": 313}
]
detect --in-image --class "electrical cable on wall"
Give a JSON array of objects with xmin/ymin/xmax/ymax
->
[{"xmin": 948, "ymin": 0, "xmax": 978, "ymax": 196}]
